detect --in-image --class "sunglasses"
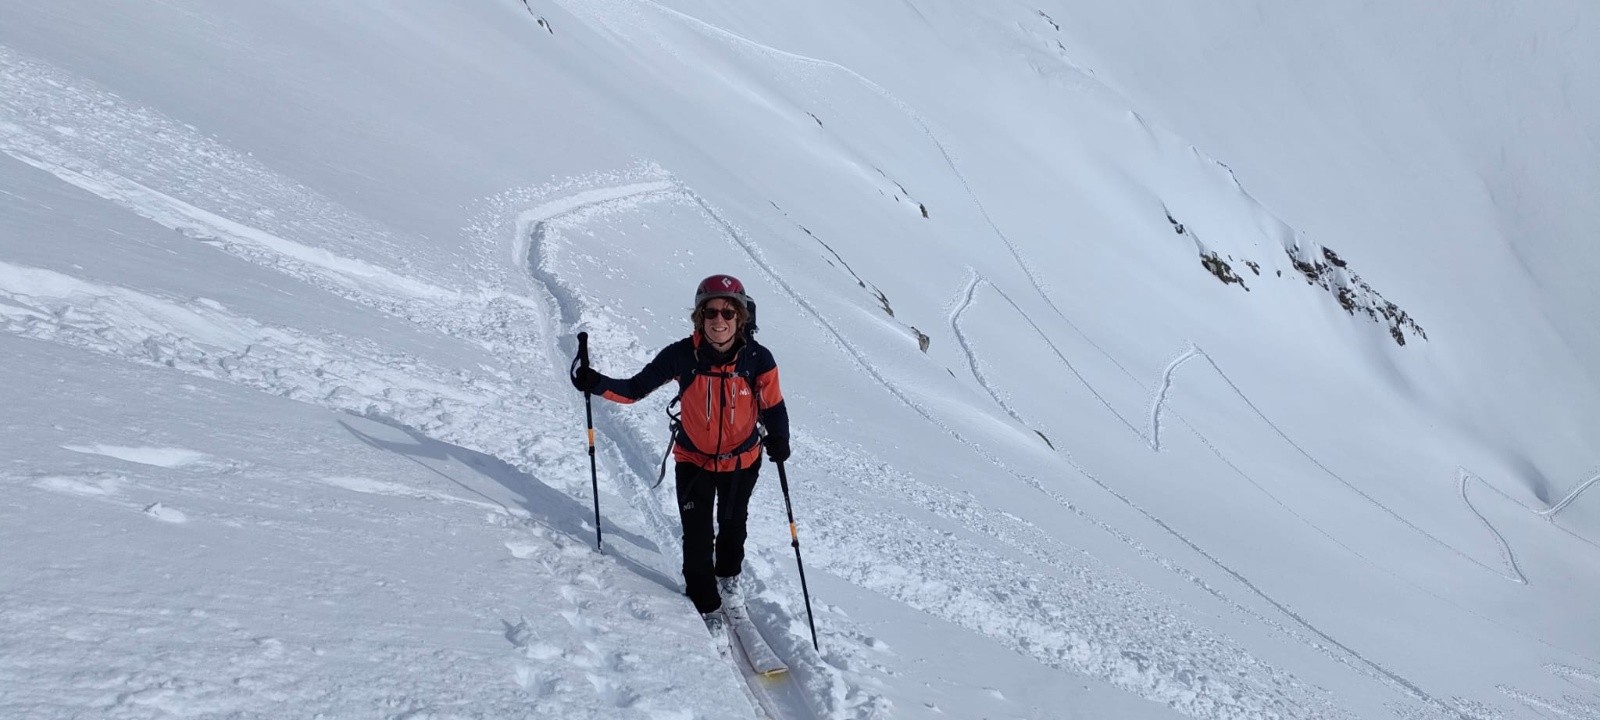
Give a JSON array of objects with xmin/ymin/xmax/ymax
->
[{"xmin": 699, "ymin": 307, "xmax": 740, "ymax": 321}]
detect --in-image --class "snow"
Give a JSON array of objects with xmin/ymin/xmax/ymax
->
[
  {"xmin": 61, "ymin": 445, "xmax": 210, "ymax": 468},
  {"xmin": 1, "ymin": 0, "xmax": 1597, "ymax": 718}
]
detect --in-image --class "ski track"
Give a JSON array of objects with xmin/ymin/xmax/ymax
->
[
  {"xmin": 1498, "ymin": 685, "xmax": 1600, "ymax": 720},
  {"xmin": 1188, "ymin": 349, "xmax": 1526, "ymax": 583},
  {"xmin": 946, "ymin": 273, "xmax": 1533, "ymax": 719},
  {"xmin": 1461, "ymin": 469, "xmax": 1600, "ymax": 555},
  {"xmin": 1539, "ymin": 473, "xmax": 1600, "ymax": 519},
  {"xmin": 1457, "ymin": 472, "xmax": 1529, "ymax": 585},
  {"xmin": 560, "ymin": 0, "xmax": 1075, "ymax": 337},
  {"xmin": 952, "ymin": 268, "xmax": 1600, "ymax": 706},
  {"xmin": 1151, "ymin": 345, "xmax": 1202, "ymax": 450},
  {"xmin": 951, "ymin": 269, "xmax": 1147, "ymax": 444},
  {"xmin": 633, "ymin": 0, "xmax": 1066, "ymax": 305},
  {"xmin": 950, "ymin": 273, "xmax": 1443, "ymax": 694},
  {"xmin": 512, "ymin": 172, "xmax": 845, "ymax": 720},
  {"xmin": 1550, "ymin": 665, "xmax": 1600, "ymax": 686},
  {"xmin": 951, "ymin": 271, "xmax": 1539, "ymax": 585}
]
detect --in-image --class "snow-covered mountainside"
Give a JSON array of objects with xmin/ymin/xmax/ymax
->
[{"xmin": 2, "ymin": 1, "xmax": 1596, "ymax": 718}]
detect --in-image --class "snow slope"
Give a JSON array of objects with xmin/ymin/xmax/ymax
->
[{"xmin": 1, "ymin": 1, "xmax": 1596, "ymax": 718}]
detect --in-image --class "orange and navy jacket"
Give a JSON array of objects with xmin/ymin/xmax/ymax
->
[{"xmin": 592, "ymin": 332, "xmax": 788, "ymax": 472}]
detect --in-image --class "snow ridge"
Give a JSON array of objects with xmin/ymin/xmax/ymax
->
[{"xmin": 0, "ymin": 51, "xmax": 550, "ymax": 363}]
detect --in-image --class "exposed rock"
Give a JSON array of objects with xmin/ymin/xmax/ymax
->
[
  {"xmin": 1287, "ymin": 243, "xmax": 1425, "ymax": 346},
  {"xmin": 1200, "ymin": 252, "xmax": 1249, "ymax": 290}
]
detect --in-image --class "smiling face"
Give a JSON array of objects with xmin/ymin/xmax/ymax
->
[{"xmin": 699, "ymin": 298, "xmax": 742, "ymax": 348}]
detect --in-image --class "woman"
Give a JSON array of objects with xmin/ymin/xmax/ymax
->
[{"xmin": 570, "ymin": 274, "xmax": 791, "ymax": 631}]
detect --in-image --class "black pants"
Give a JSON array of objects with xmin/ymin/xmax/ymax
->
[{"xmin": 675, "ymin": 459, "xmax": 760, "ymax": 614}]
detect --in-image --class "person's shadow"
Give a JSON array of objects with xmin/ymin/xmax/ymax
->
[{"xmin": 337, "ymin": 414, "xmax": 677, "ymax": 595}]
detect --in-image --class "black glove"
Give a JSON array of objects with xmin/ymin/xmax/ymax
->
[
  {"xmin": 764, "ymin": 435, "xmax": 791, "ymax": 464},
  {"xmin": 571, "ymin": 366, "xmax": 602, "ymax": 393}
]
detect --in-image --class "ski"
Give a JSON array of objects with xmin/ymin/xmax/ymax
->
[{"xmin": 725, "ymin": 603, "xmax": 789, "ymax": 677}]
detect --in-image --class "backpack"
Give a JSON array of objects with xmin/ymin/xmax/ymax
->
[{"xmin": 653, "ymin": 314, "xmax": 765, "ymax": 487}]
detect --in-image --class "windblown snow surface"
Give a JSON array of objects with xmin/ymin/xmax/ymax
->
[{"xmin": 1, "ymin": 1, "xmax": 1597, "ymax": 719}]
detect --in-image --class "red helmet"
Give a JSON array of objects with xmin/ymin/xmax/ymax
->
[{"xmin": 694, "ymin": 274, "xmax": 748, "ymax": 309}]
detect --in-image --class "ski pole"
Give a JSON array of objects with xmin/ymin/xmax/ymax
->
[
  {"xmin": 776, "ymin": 461, "xmax": 819, "ymax": 651},
  {"xmin": 576, "ymin": 332, "xmax": 603, "ymax": 554}
]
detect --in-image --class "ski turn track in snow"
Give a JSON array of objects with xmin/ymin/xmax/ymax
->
[
  {"xmin": 947, "ymin": 272, "xmax": 1481, "ymax": 717},
  {"xmin": 949, "ymin": 267, "xmax": 1600, "ymax": 710}
]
